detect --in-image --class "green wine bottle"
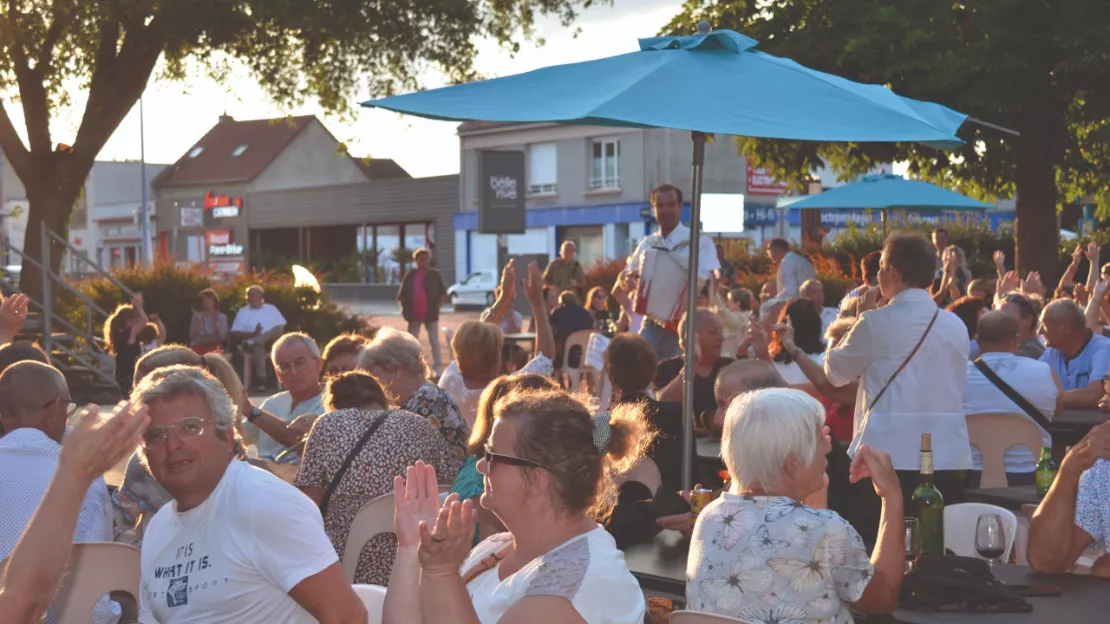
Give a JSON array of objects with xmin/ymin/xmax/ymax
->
[
  {"xmin": 1035, "ymin": 447, "xmax": 1057, "ymax": 497},
  {"xmin": 911, "ymin": 433, "xmax": 945, "ymax": 556}
]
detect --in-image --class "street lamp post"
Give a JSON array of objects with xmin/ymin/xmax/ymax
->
[{"xmin": 139, "ymin": 96, "xmax": 153, "ymax": 265}]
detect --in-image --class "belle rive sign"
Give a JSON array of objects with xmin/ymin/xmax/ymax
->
[{"xmin": 478, "ymin": 151, "xmax": 526, "ymax": 234}]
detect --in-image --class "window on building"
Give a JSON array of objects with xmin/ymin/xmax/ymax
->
[
  {"xmin": 70, "ymin": 186, "xmax": 88, "ymax": 229},
  {"xmin": 355, "ymin": 222, "xmax": 434, "ymax": 284},
  {"xmin": 232, "ymin": 144, "xmax": 249, "ymax": 157},
  {"xmin": 188, "ymin": 146, "xmax": 204, "ymax": 158},
  {"xmin": 590, "ymin": 139, "xmax": 620, "ymax": 190},
  {"xmin": 527, "ymin": 143, "xmax": 557, "ymax": 194}
]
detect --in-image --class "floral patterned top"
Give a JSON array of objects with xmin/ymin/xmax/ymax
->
[
  {"xmin": 1076, "ymin": 458, "xmax": 1110, "ymax": 551},
  {"xmin": 687, "ymin": 493, "xmax": 873, "ymax": 624},
  {"xmin": 294, "ymin": 408, "xmax": 461, "ymax": 585},
  {"xmin": 402, "ymin": 383, "xmax": 470, "ymax": 465}
]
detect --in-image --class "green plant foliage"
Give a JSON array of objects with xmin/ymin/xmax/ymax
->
[{"xmin": 58, "ymin": 262, "xmax": 369, "ymax": 350}]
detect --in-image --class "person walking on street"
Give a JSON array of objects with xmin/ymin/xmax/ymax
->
[
  {"xmin": 543, "ymin": 240, "xmax": 586, "ymax": 295},
  {"xmin": 397, "ymin": 248, "xmax": 447, "ymax": 374}
]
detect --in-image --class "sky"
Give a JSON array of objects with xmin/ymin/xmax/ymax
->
[{"xmin": 76, "ymin": 0, "xmax": 687, "ymax": 179}]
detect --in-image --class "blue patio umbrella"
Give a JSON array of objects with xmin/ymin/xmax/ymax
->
[
  {"xmin": 784, "ymin": 173, "xmax": 991, "ymax": 237},
  {"xmin": 362, "ymin": 25, "xmax": 981, "ymax": 488}
]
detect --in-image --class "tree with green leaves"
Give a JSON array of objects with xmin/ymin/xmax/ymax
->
[
  {"xmin": 0, "ymin": 0, "xmax": 605, "ymax": 300},
  {"xmin": 666, "ymin": 1, "xmax": 1110, "ymax": 282}
]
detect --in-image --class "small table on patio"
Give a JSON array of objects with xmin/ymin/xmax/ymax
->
[
  {"xmin": 622, "ymin": 530, "xmax": 1110, "ymax": 623},
  {"xmin": 1050, "ymin": 408, "xmax": 1110, "ymax": 446}
]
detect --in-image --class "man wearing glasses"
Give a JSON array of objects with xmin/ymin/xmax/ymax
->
[
  {"xmin": 239, "ymin": 332, "xmax": 325, "ymax": 462},
  {"xmin": 133, "ymin": 366, "xmax": 366, "ymax": 623},
  {"xmin": 0, "ymin": 361, "xmax": 118, "ymax": 623}
]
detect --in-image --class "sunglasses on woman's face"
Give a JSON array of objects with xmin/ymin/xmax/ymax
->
[{"xmin": 482, "ymin": 444, "xmax": 550, "ymax": 471}]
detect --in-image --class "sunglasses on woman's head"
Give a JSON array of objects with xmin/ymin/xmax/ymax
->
[{"xmin": 482, "ymin": 444, "xmax": 550, "ymax": 471}]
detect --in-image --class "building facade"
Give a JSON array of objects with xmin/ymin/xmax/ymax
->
[
  {"xmin": 454, "ymin": 122, "xmax": 775, "ymax": 278},
  {"xmin": 153, "ymin": 114, "xmax": 457, "ymax": 291}
]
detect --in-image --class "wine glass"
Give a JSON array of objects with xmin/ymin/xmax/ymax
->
[
  {"xmin": 975, "ymin": 514, "xmax": 1006, "ymax": 572},
  {"xmin": 904, "ymin": 517, "xmax": 922, "ymax": 572}
]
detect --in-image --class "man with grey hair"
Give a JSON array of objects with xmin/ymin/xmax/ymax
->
[
  {"xmin": 133, "ymin": 365, "xmax": 366, "ymax": 623},
  {"xmin": 230, "ymin": 285, "xmax": 287, "ymax": 390},
  {"xmin": 800, "ymin": 278, "xmax": 838, "ymax": 334},
  {"xmin": 0, "ymin": 361, "xmax": 118, "ymax": 623},
  {"xmin": 1039, "ymin": 298, "xmax": 1110, "ymax": 408},
  {"xmin": 240, "ymin": 332, "xmax": 324, "ymax": 461},
  {"xmin": 655, "ymin": 307, "xmax": 731, "ymax": 424}
]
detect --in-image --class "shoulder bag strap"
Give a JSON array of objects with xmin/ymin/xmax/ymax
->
[
  {"xmin": 861, "ymin": 308, "xmax": 940, "ymax": 422},
  {"xmin": 973, "ymin": 358, "xmax": 1053, "ymax": 431},
  {"xmin": 320, "ymin": 411, "xmax": 392, "ymax": 515},
  {"xmin": 461, "ymin": 542, "xmax": 513, "ymax": 585}
]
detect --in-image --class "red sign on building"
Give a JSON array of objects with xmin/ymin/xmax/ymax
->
[
  {"xmin": 205, "ymin": 230, "xmax": 232, "ymax": 246},
  {"xmin": 746, "ymin": 163, "xmax": 790, "ymax": 195}
]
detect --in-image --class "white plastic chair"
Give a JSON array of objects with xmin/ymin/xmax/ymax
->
[
  {"xmin": 944, "ymin": 503, "xmax": 1018, "ymax": 561},
  {"xmin": 351, "ymin": 584, "xmax": 386, "ymax": 624},
  {"xmin": 561, "ymin": 329, "xmax": 595, "ymax": 391},
  {"xmin": 342, "ymin": 489, "xmax": 455, "ymax": 582},
  {"xmin": 670, "ymin": 611, "xmax": 752, "ymax": 623},
  {"xmin": 965, "ymin": 412, "xmax": 1044, "ymax": 488}
]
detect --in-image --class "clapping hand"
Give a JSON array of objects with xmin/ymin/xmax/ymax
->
[
  {"xmin": 1023, "ymin": 271, "xmax": 1044, "ymax": 297},
  {"xmin": 418, "ymin": 497, "xmax": 476, "ymax": 575},
  {"xmin": 499, "ymin": 259, "xmax": 517, "ymax": 302},
  {"xmin": 522, "ymin": 261, "xmax": 543, "ymax": 305},
  {"xmin": 998, "ymin": 271, "xmax": 1021, "ymax": 297},
  {"xmin": 1086, "ymin": 242, "xmax": 1101, "ymax": 265},
  {"xmin": 775, "ymin": 319, "xmax": 797, "ymax": 354},
  {"xmin": 1062, "ymin": 421, "xmax": 1110, "ymax": 475},
  {"xmin": 994, "ymin": 249, "xmax": 1008, "ymax": 271},
  {"xmin": 61, "ymin": 401, "xmax": 150, "ymax": 482},
  {"xmin": 394, "ymin": 461, "xmax": 448, "ymax": 549},
  {"xmin": 746, "ymin": 321, "xmax": 770, "ymax": 361},
  {"xmin": 0, "ymin": 293, "xmax": 29, "ymax": 337},
  {"xmin": 1071, "ymin": 244, "xmax": 1084, "ymax": 266},
  {"xmin": 849, "ymin": 444, "xmax": 902, "ymax": 502}
]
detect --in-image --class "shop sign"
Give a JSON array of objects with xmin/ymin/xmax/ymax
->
[
  {"xmin": 181, "ymin": 207, "xmax": 204, "ymax": 227},
  {"xmin": 204, "ymin": 191, "xmax": 243, "ymax": 218},
  {"xmin": 478, "ymin": 151, "xmax": 526, "ymax": 234},
  {"xmin": 743, "ymin": 204, "xmax": 779, "ymax": 226},
  {"xmin": 209, "ymin": 260, "xmax": 246, "ymax": 275},
  {"xmin": 208, "ymin": 242, "xmax": 244, "ymax": 257},
  {"xmin": 205, "ymin": 230, "xmax": 232, "ymax": 246},
  {"xmin": 746, "ymin": 163, "xmax": 790, "ymax": 195}
]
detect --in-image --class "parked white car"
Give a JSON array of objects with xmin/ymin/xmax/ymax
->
[{"xmin": 447, "ymin": 270, "xmax": 497, "ymax": 307}]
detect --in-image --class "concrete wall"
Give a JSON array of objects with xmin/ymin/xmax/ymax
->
[
  {"xmin": 642, "ymin": 128, "xmax": 749, "ymax": 197},
  {"xmin": 249, "ymin": 120, "xmax": 366, "ymax": 192}
]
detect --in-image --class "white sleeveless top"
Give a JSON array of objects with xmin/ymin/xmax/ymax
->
[{"xmin": 463, "ymin": 527, "xmax": 645, "ymax": 624}]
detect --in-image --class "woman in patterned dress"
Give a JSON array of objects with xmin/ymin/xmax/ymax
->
[
  {"xmin": 293, "ymin": 371, "xmax": 460, "ymax": 585},
  {"xmin": 359, "ymin": 327, "xmax": 469, "ymax": 466},
  {"xmin": 686, "ymin": 388, "xmax": 905, "ymax": 624}
]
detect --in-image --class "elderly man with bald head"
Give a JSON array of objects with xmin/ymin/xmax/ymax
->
[
  {"xmin": 800, "ymin": 278, "xmax": 839, "ymax": 334},
  {"xmin": 964, "ymin": 311, "xmax": 1065, "ymax": 486},
  {"xmin": 1039, "ymin": 299, "xmax": 1110, "ymax": 408},
  {"xmin": 0, "ymin": 361, "xmax": 117, "ymax": 622},
  {"xmin": 655, "ymin": 307, "xmax": 732, "ymax": 424}
]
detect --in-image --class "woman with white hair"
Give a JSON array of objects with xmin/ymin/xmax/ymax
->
[
  {"xmin": 360, "ymin": 327, "xmax": 469, "ymax": 463},
  {"xmin": 687, "ymin": 388, "xmax": 905, "ymax": 623}
]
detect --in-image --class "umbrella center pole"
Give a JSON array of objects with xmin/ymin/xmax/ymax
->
[{"xmin": 682, "ymin": 131, "xmax": 708, "ymax": 491}]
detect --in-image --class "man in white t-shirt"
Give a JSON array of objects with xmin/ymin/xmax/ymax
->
[
  {"xmin": 963, "ymin": 311, "xmax": 1064, "ymax": 486},
  {"xmin": 230, "ymin": 286, "xmax": 287, "ymax": 390},
  {"xmin": 766, "ymin": 238, "xmax": 815, "ymax": 306},
  {"xmin": 132, "ymin": 366, "xmax": 364, "ymax": 624},
  {"xmin": 240, "ymin": 333, "xmax": 325, "ymax": 461}
]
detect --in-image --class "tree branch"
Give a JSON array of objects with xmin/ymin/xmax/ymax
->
[
  {"xmin": 5, "ymin": 0, "xmax": 52, "ymax": 155},
  {"xmin": 0, "ymin": 103, "xmax": 31, "ymax": 181},
  {"xmin": 37, "ymin": 3, "xmax": 71, "ymax": 76}
]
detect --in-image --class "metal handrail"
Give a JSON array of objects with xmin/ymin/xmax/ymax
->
[
  {"xmin": 46, "ymin": 228, "xmax": 136, "ymax": 299},
  {"xmin": 23, "ymin": 297, "xmax": 102, "ymax": 350},
  {"xmin": 51, "ymin": 342, "xmax": 117, "ymax": 386},
  {"xmin": 0, "ymin": 239, "xmax": 111, "ymax": 318}
]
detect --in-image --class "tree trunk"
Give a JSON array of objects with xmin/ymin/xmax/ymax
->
[
  {"xmin": 19, "ymin": 166, "xmax": 82, "ymax": 304},
  {"xmin": 1013, "ymin": 126, "xmax": 1064, "ymax": 289}
]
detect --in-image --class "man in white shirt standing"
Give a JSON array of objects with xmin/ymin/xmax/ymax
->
[
  {"xmin": 133, "ymin": 365, "xmax": 365, "ymax": 624},
  {"xmin": 826, "ymin": 233, "xmax": 971, "ymax": 507},
  {"xmin": 0, "ymin": 361, "xmax": 117, "ymax": 623},
  {"xmin": 230, "ymin": 285, "xmax": 287, "ymax": 390},
  {"xmin": 766, "ymin": 238, "xmax": 815, "ymax": 305},
  {"xmin": 624, "ymin": 183, "xmax": 720, "ymax": 359},
  {"xmin": 240, "ymin": 332, "xmax": 325, "ymax": 462},
  {"xmin": 800, "ymin": 278, "xmax": 839, "ymax": 334},
  {"xmin": 963, "ymin": 311, "xmax": 1064, "ymax": 487}
]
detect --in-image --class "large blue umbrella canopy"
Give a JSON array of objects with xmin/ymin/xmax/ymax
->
[
  {"xmin": 361, "ymin": 27, "xmax": 972, "ymax": 488},
  {"xmin": 363, "ymin": 29, "xmax": 967, "ymax": 147},
  {"xmin": 784, "ymin": 174, "xmax": 991, "ymax": 212}
]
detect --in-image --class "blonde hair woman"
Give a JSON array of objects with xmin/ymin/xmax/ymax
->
[{"xmin": 438, "ymin": 261, "xmax": 555, "ymax": 428}]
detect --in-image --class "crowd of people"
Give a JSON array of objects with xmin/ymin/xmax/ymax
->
[{"xmin": 2, "ymin": 184, "xmax": 1110, "ymax": 624}]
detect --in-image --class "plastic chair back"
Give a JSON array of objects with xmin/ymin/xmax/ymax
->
[
  {"xmin": 966, "ymin": 412, "xmax": 1045, "ymax": 488},
  {"xmin": 342, "ymin": 494, "xmax": 395, "ymax": 583},
  {"xmin": 561, "ymin": 329, "xmax": 595, "ymax": 391},
  {"xmin": 943, "ymin": 502, "xmax": 1018, "ymax": 561},
  {"xmin": 351, "ymin": 584, "xmax": 387, "ymax": 624},
  {"xmin": 55, "ymin": 542, "xmax": 142, "ymax": 624},
  {"xmin": 670, "ymin": 611, "xmax": 752, "ymax": 623}
]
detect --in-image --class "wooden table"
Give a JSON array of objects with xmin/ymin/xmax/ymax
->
[
  {"xmin": 965, "ymin": 485, "xmax": 1041, "ymax": 511},
  {"xmin": 622, "ymin": 531, "xmax": 1110, "ymax": 623},
  {"xmin": 1050, "ymin": 408, "xmax": 1110, "ymax": 446}
]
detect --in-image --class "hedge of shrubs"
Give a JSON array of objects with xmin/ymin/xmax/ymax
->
[{"xmin": 59, "ymin": 262, "xmax": 370, "ymax": 349}]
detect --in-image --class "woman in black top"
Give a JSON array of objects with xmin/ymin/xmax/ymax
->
[
  {"xmin": 584, "ymin": 286, "xmax": 610, "ymax": 329},
  {"xmin": 104, "ymin": 292, "xmax": 149, "ymax": 398}
]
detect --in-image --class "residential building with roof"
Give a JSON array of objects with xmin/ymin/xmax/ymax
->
[{"xmin": 153, "ymin": 114, "xmax": 458, "ymax": 291}]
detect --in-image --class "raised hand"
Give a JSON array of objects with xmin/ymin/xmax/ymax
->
[
  {"xmin": 746, "ymin": 321, "xmax": 770, "ymax": 361},
  {"xmin": 1072, "ymin": 244, "xmax": 1084, "ymax": 266},
  {"xmin": 499, "ymin": 259, "xmax": 517, "ymax": 301},
  {"xmin": 522, "ymin": 261, "xmax": 543, "ymax": 304},
  {"xmin": 1062, "ymin": 421, "xmax": 1110, "ymax": 475},
  {"xmin": 418, "ymin": 497, "xmax": 477, "ymax": 575},
  {"xmin": 61, "ymin": 401, "xmax": 149, "ymax": 482},
  {"xmin": 131, "ymin": 292, "xmax": 144, "ymax": 310},
  {"xmin": 394, "ymin": 461, "xmax": 447, "ymax": 548},
  {"xmin": 0, "ymin": 293, "xmax": 30, "ymax": 338},
  {"xmin": 775, "ymin": 320, "xmax": 797, "ymax": 355},
  {"xmin": 998, "ymin": 270, "xmax": 1020, "ymax": 297},
  {"xmin": 994, "ymin": 249, "xmax": 1008, "ymax": 270},
  {"xmin": 1023, "ymin": 271, "xmax": 1044, "ymax": 297},
  {"xmin": 1086, "ymin": 241, "xmax": 1101, "ymax": 265},
  {"xmin": 849, "ymin": 444, "xmax": 901, "ymax": 501}
]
